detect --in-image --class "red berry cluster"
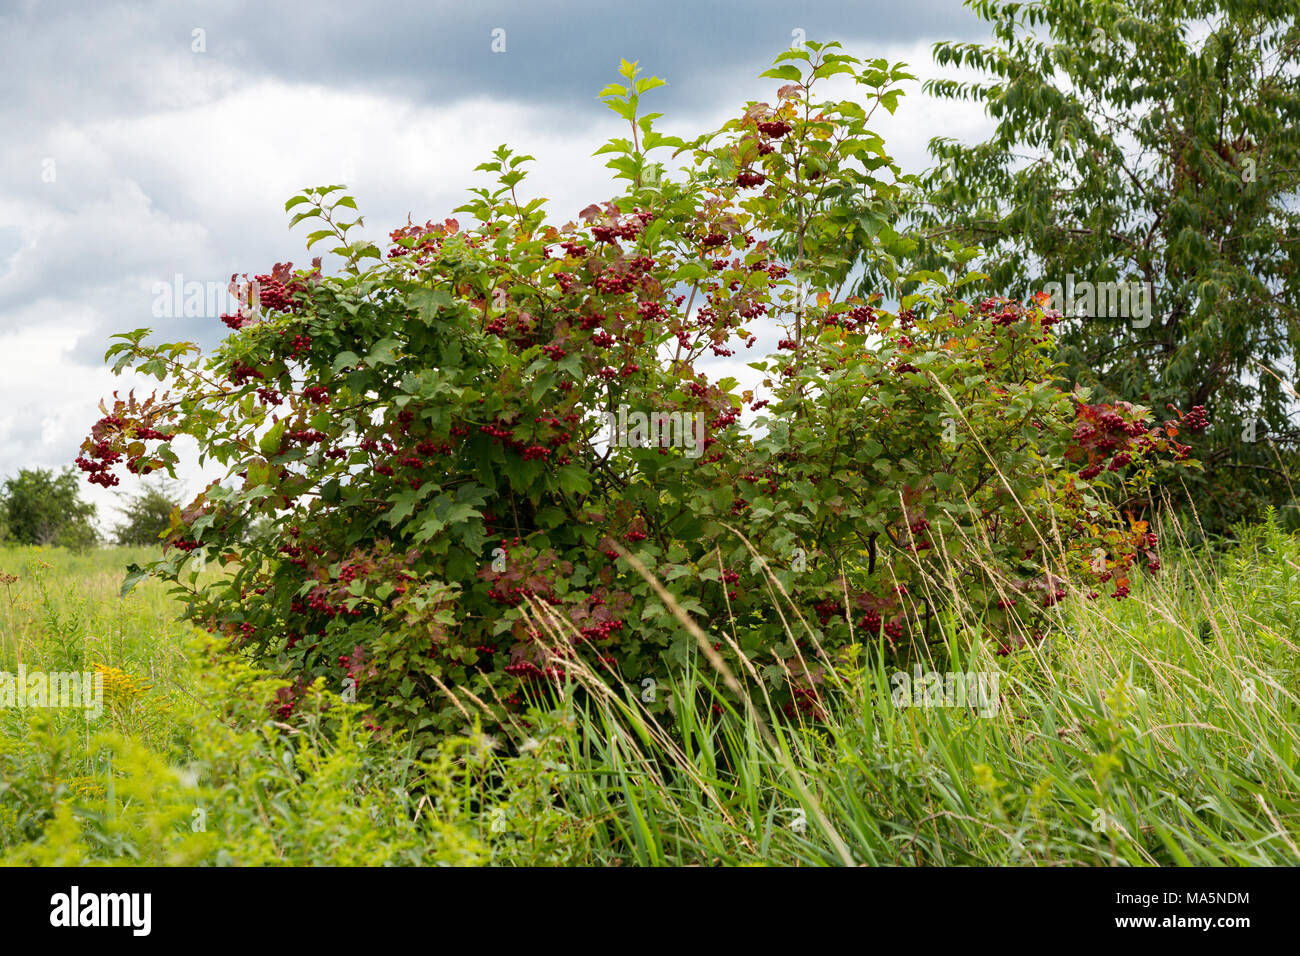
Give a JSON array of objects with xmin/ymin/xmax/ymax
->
[
  {"xmin": 251, "ymin": 262, "xmax": 313, "ymax": 315},
  {"xmin": 814, "ymin": 598, "xmax": 843, "ymax": 625},
  {"xmin": 738, "ymin": 465, "xmax": 779, "ymax": 495},
  {"xmin": 592, "ymin": 267, "xmax": 641, "ymax": 296},
  {"xmin": 756, "ymin": 119, "xmax": 792, "ymax": 138},
  {"xmin": 1069, "ymin": 400, "xmax": 1187, "ymax": 480},
  {"xmin": 303, "ymin": 585, "xmax": 362, "ymax": 619},
  {"xmin": 782, "ymin": 686, "xmax": 823, "ymax": 719},
  {"xmin": 76, "ymin": 438, "xmax": 122, "ymax": 486},
  {"xmin": 480, "ymin": 420, "xmax": 515, "ymax": 441},
  {"xmin": 386, "ymin": 217, "xmax": 460, "ymax": 267},
  {"xmin": 823, "ymin": 305, "xmax": 864, "ymax": 330},
  {"xmin": 77, "ymin": 408, "xmax": 176, "ymax": 486},
  {"xmin": 504, "ymin": 660, "xmax": 568, "ymax": 682},
  {"xmin": 272, "ymin": 684, "xmax": 302, "ymax": 720},
  {"xmin": 710, "ymin": 407, "xmax": 740, "ymax": 430},
  {"xmin": 587, "ymin": 208, "xmax": 652, "ymax": 246},
  {"xmin": 337, "ymin": 647, "xmax": 376, "ymax": 688},
  {"xmin": 229, "ymin": 362, "xmax": 263, "ymax": 385},
  {"xmin": 578, "ymin": 618, "xmax": 625, "ymax": 643},
  {"xmin": 279, "ymin": 543, "xmax": 307, "ymax": 568},
  {"xmin": 1041, "ymin": 586, "xmax": 1067, "ymax": 608},
  {"xmin": 255, "ymin": 273, "xmax": 294, "ymax": 313},
  {"xmin": 287, "ymin": 429, "xmax": 327, "ymax": 444},
  {"xmin": 978, "ymin": 295, "xmax": 1060, "ymax": 331}
]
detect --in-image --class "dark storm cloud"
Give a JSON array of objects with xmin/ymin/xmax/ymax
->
[
  {"xmin": 0, "ymin": 0, "xmax": 993, "ymax": 499},
  {"xmin": 205, "ymin": 0, "xmax": 987, "ymax": 106},
  {"xmin": 2, "ymin": 0, "xmax": 987, "ymax": 119}
]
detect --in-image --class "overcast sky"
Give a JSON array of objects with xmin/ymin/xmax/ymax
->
[{"xmin": 0, "ymin": 0, "xmax": 996, "ymax": 529}]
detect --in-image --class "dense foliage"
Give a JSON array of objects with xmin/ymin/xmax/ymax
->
[
  {"xmin": 82, "ymin": 45, "xmax": 1196, "ymax": 743},
  {"xmin": 1, "ymin": 467, "xmax": 98, "ymax": 550},
  {"xmin": 112, "ymin": 481, "xmax": 182, "ymax": 547},
  {"xmin": 907, "ymin": 0, "xmax": 1300, "ymax": 529}
]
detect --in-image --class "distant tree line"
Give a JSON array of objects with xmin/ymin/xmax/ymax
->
[{"xmin": 0, "ymin": 467, "xmax": 179, "ymax": 549}]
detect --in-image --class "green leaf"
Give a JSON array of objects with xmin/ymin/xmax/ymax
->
[
  {"xmin": 120, "ymin": 563, "xmax": 149, "ymax": 598},
  {"xmin": 557, "ymin": 465, "xmax": 592, "ymax": 496},
  {"xmin": 367, "ymin": 338, "xmax": 401, "ymax": 365},
  {"xmin": 259, "ymin": 420, "xmax": 286, "ymax": 456},
  {"xmin": 387, "ymin": 483, "xmax": 435, "ymax": 525},
  {"xmin": 289, "ymin": 209, "xmax": 323, "ymax": 228},
  {"xmin": 409, "ymin": 288, "xmax": 453, "ymax": 324},
  {"xmin": 761, "ymin": 64, "xmax": 804, "ymax": 82}
]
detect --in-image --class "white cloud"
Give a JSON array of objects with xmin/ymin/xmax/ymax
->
[{"xmin": 0, "ymin": 29, "xmax": 996, "ymax": 528}]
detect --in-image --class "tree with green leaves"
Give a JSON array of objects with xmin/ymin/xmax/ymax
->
[
  {"xmin": 1, "ymin": 467, "xmax": 99, "ymax": 549},
  {"xmin": 113, "ymin": 480, "xmax": 182, "ymax": 547},
  {"xmin": 907, "ymin": 0, "xmax": 1300, "ymax": 529}
]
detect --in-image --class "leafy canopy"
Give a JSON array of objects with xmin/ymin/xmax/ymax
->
[{"xmin": 907, "ymin": 0, "xmax": 1300, "ymax": 529}]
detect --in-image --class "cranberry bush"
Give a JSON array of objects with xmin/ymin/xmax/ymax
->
[{"xmin": 83, "ymin": 44, "xmax": 1197, "ymax": 738}]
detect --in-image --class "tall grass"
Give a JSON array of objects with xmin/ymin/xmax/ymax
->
[
  {"xmin": 0, "ymin": 545, "xmax": 188, "ymax": 678},
  {"xmin": 2, "ymin": 515, "xmax": 1298, "ymax": 866},
  {"xmin": 456, "ymin": 508, "xmax": 1300, "ymax": 866},
  {"xmin": 0, "ymin": 546, "xmax": 487, "ymax": 865}
]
